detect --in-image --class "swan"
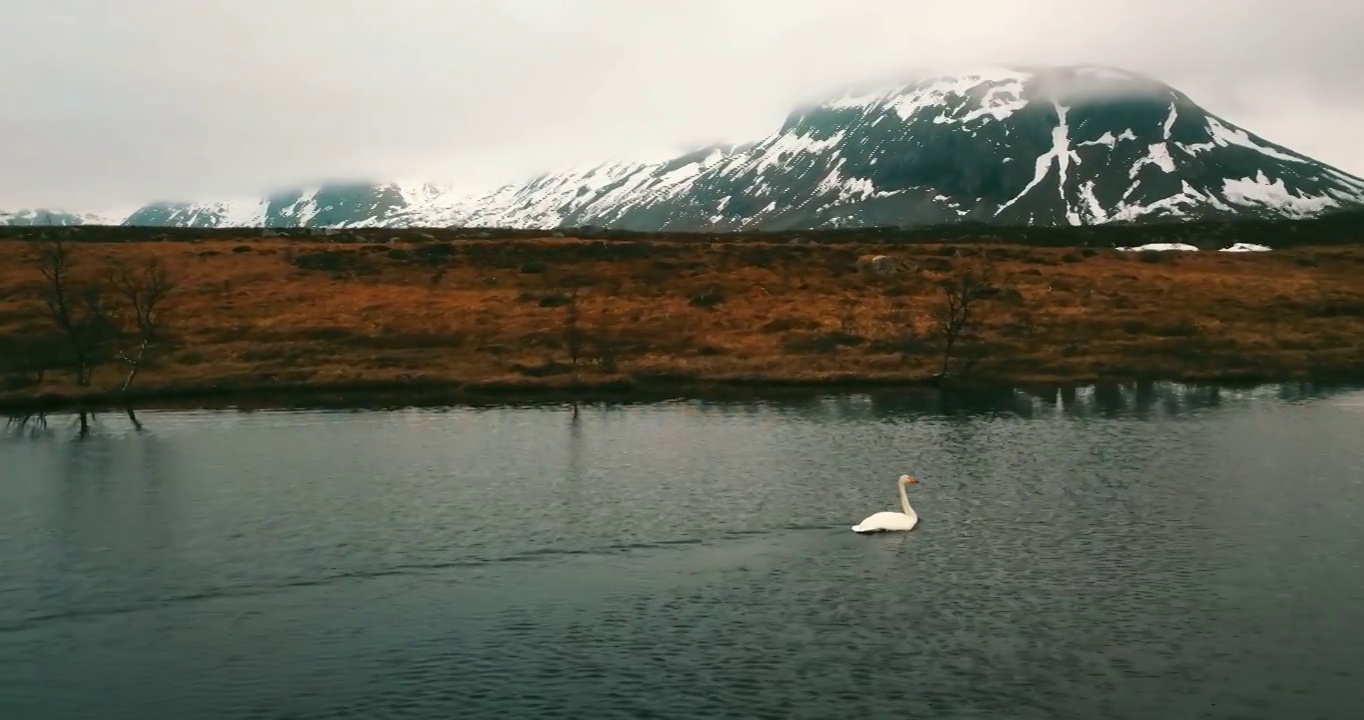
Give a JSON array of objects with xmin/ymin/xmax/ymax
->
[{"xmin": 851, "ymin": 474, "xmax": 920, "ymax": 533}]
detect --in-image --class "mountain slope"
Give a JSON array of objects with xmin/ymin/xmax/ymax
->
[
  {"xmin": 436, "ymin": 65, "xmax": 1364, "ymax": 231},
  {"xmin": 0, "ymin": 208, "xmax": 123, "ymax": 226},
  {"xmin": 6, "ymin": 65, "xmax": 1364, "ymax": 230}
]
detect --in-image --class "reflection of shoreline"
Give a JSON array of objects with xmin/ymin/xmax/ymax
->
[{"xmin": 4, "ymin": 378, "xmax": 1358, "ymax": 421}]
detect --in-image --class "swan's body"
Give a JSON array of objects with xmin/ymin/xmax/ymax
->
[{"xmin": 852, "ymin": 474, "xmax": 920, "ymax": 533}]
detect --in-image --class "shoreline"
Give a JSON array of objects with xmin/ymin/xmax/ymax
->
[
  {"xmin": 4, "ymin": 368, "xmax": 1361, "ymax": 414},
  {"xmin": 5, "ymin": 235, "xmax": 1364, "ymax": 414}
]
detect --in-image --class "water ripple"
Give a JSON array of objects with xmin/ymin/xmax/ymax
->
[{"xmin": 2, "ymin": 387, "xmax": 1363, "ymax": 719}]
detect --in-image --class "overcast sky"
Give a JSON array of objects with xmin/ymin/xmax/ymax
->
[{"xmin": 3, "ymin": 0, "xmax": 1363, "ymax": 211}]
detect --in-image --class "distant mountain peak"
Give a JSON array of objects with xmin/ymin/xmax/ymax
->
[{"xmin": 6, "ymin": 64, "xmax": 1364, "ymax": 231}]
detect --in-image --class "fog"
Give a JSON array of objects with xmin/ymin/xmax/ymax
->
[{"xmin": 3, "ymin": 0, "xmax": 1362, "ymax": 211}]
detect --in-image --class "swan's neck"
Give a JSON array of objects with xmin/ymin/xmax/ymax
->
[{"xmin": 898, "ymin": 481, "xmax": 914, "ymax": 516}]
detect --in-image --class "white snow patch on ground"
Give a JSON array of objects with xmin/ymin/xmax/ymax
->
[
  {"xmin": 1222, "ymin": 171, "xmax": 1340, "ymax": 217},
  {"xmin": 1220, "ymin": 242, "xmax": 1272, "ymax": 252},
  {"xmin": 1162, "ymin": 103, "xmax": 1178, "ymax": 140},
  {"xmin": 1117, "ymin": 243, "xmax": 1200, "ymax": 251}
]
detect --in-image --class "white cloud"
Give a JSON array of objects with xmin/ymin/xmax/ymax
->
[{"xmin": 2, "ymin": 0, "xmax": 1362, "ymax": 211}]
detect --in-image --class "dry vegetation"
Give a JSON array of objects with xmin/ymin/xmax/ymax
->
[{"xmin": 2, "ymin": 230, "xmax": 1363, "ymax": 409}]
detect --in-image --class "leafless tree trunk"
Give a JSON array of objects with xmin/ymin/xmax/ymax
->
[
  {"xmin": 933, "ymin": 250, "xmax": 998, "ymax": 378},
  {"xmin": 107, "ymin": 258, "xmax": 174, "ymax": 394},
  {"xmin": 31, "ymin": 238, "xmax": 118, "ymax": 387},
  {"xmin": 563, "ymin": 285, "xmax": 582, "ymax": 368}
]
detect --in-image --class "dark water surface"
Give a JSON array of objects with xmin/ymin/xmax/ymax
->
[{"xmin": 3, "ymin": 383, "xmax": 1364, "ymax": 719}]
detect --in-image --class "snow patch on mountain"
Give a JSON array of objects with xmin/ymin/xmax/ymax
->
[
  {"xmin": 1110, "ymin": 180, "xmax": 1233, "ymax": 222},
  {"xmin": 815, "ymin": 160, "xmax": 887, "ymax": 204},
  {"xmin": 995, "ymin": 101, "xmax": 1080, "ymax": 221},
  {"xmin": 1080, "ymin": 129, "xmax": 1139, "ymax": 149},
  {"xmin": 1131, "ymin": 143, "xmax": 1177, "ymax": 178},
  {"xmin": 824, "ymin": 67, "xmax": 1032, "ymax": 127},
  {"xmin": 1222, "ymin": 171, "xmax": 1342, "ymax": 217}
]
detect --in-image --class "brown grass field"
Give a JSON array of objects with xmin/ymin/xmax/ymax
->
[{"xmin": 2, "ymin": 230, "xmax": 1363, "ymax": 410}]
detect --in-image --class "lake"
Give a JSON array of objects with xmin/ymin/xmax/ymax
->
[{"xmin": 3, "ymin": 383, "xmax": 1364, "ymax": 719}]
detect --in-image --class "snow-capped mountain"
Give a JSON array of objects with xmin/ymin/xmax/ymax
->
[
  {"xmin": 0, "ymin": 208, "xmax": 124, "ymax": 226},
  {"xmin": 119, "ymin": 183, "xmax": 424, "ymax": 228},
  {"xmin": 7, "ymin": 65, "xmax": 1364, "ymax": 230}
]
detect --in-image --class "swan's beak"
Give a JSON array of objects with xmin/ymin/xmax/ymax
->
[{"xmin": 904, "ymin": 476, "xmax": 919, "ymax": 483}]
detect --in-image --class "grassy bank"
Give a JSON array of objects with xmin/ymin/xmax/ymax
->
[{"xmin": 3, "ymin": 230, "xmax": 1363, "ymax": 411}]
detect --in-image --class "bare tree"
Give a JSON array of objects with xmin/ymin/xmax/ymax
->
[
  {"xmin": 27, "ymin": 239, "xmax": 176, "ymax": 399},
  {"xmin": 932, "ymin": 250, "xmax": 1000, "ymax": 378},
  {"xmin": 563, "ymin": 285, "xmax": 582, "ymax": 368},
  {"xmin": 107, "ymin": 258, "xmax": 174, "ymax": 394},
  {"xmin": 561, "ymin": 285, "xmax": 583, "ymax": 418},
  {"xmin": 30, "ymin": 238, "xmax": 119, "ymax": 387}
]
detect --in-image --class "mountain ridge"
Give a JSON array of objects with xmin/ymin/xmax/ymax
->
[{"xmin": 7, "ymin": 65, "xmax": 1364, "ymax": 230}]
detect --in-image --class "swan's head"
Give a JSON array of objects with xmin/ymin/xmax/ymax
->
[{"xmin": 899, "ymin": 474, "xmax": 919, "ymax": 484}]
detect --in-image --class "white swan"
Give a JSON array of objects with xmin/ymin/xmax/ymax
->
[{"xmin": 851, "ymin": 474, "xmax": 920, "ymax": 533}]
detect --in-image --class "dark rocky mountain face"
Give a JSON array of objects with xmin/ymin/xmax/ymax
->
[{"xmin": 7, "ymin": 65, "xmax": 1364, "ymax": 230}]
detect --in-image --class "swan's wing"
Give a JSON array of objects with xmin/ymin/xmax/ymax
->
[{"xmin": 852, "ymin": 511, "xmax": 916, "ymax": 533}]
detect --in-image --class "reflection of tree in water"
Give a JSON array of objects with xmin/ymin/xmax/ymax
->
[
  {"xmin": 541, "ymin": 382, "xmax": 1359, "ymax": 426},
  {"xmin": 551, "ymin": 402, "xmax": 588, "ymax": 530},
  {"xmin": 874, "ymin": 387, "xmax": 1029, "ymax": 419},
  {"xmin": 5, "ymin": 403, "xmax": 156, "ymax": 441},
  {"xmin": 1020, "ymin": 381, "xmax": 1351, "ymax": 420},
  {"xmin": 5, "ymin": 409, "xmax": 98, "ymax": 439},
  {"xmin": 42, "ymin": 411, "xmax": 178, "ymax": 586},
  {"xmin": 5, "ymin": 411, "xmax": 50, "ymax": 438},
  {"xmin": 654, "ymin": 381, "xmax": 1362, "ymax": 424}
]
